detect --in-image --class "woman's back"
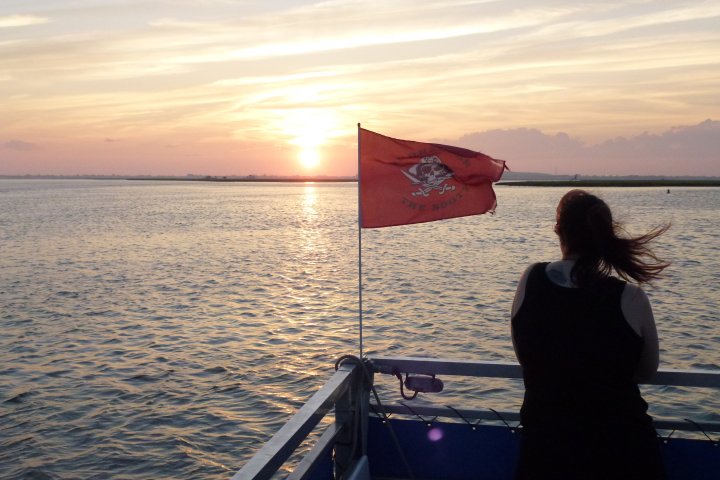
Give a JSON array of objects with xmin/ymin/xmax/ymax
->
[
  {"xmin": 512, "ymin": 262, "xmax": 648, "ymax": 425},
  {"xmin": 510, "ymin": 189, "xmax": 669, "ymax": 479},
  {"xmin": 512, "ymin": 262, "xmax": 665, "ymax": 479}
]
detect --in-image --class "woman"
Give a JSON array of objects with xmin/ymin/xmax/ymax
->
[{"xmin": 511, "ymin": 190, "xmax": 669, "ymax": 480}]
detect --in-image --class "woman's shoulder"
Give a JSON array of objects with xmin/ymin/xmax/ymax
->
[
  {"xmin": 620, "ymin": 282, "xmax": 652, "ymax": 337},
  {"xmin": 523, "ymin": 261, "xmax": 549, "ymax": 276},
  {"xmin": 511, "ymin": 262, "xmax": 548, "ymax": 318},
  {"xmin": 518, "ymin": 262, "xmax": 549, "ymax": 285},
  {"xmin": 621, "ymin": 282, "xmax": 650, "ymax": 306}
]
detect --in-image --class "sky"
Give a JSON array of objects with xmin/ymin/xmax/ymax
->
[{"xmin": 1, "ymin": 0, "xmax": 719, "ymax": 177}]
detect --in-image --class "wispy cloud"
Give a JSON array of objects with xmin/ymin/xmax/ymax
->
[
  {"xmin": 4, "ymin": 140, "xmax": 39, "ymax": 151},
  {"xmin": 0, "ymin": 15, "xmax": 50, "ymax": 28},
  {"xmin": 1, "ymin": 1, "xmax": 718, "ymax": 175}
]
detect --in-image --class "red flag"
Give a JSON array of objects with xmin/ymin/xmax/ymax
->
[{"xmin": 359, "ymin": 128, "xmax": 506, "ymax": 228}]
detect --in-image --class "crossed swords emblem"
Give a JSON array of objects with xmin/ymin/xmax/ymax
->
[{"xmin": 401, "ymin": 155, "xmax": 456, "ymax": 197}]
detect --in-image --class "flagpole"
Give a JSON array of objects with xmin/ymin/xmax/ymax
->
[{"xmin": 357, "ymin": 123, "xmax": 364, "ymax": 359}]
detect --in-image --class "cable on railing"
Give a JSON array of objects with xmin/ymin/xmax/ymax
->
[
  {"xmin": 335, "ymin": 355, "xmax": 416, "ymax": 479},
  {"xmin": 488, "ymin": 408, "xmax": 517, "ymax": 433},
  {"xmin": 683, "ymin": 418, "xmax": 719, "ymax": 446},
  {"xmin": 446, "ymin": 405, "xmax": 481, "ymax": 430},
  {"xmin": 660, "ymin": 429, "xmax": 676, "ymax": 444},
  {"xmin": 446, "ymin": 405, "xmax": 519, "ymax": 434},
  {"xmin": 400, "ymin": 401, "xmax": 437, "ymax": 428},
  {"xmin": 369, "ymin": 403, "xmax": 392, "ymax": 423}
]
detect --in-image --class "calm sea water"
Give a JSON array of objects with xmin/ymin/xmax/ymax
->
[{"xmin": 1, "ymin": 180, "xmax": 718, "ymax": 479}]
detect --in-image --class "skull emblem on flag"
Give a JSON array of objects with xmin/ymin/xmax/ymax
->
[{"xmin": 401, "ymin": 156, "xmax": 456, "ymax": 197}]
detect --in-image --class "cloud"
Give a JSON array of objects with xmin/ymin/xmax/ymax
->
[
  {"xmin": 1, "ymin": 1, "xmax": 719, "ymax": 178},
  {"xmin": 0, "ymin": 15, "xmax": 50, "ymax": 28},
  {"xmin": 449, "ymin": 120, "xmax": 720, "ymax": 176},
  {"xmin": 4, "ymin": 140, "xmax": 40, "ymax": 151}
]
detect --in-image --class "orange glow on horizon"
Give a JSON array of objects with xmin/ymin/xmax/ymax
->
[
  {"xmin": 1, "ymin": 2, "xmax": 718, "ymax": 176},
  {"xmin": 298, "ymin": 147, "xmax": 320, "ymax": 169}
]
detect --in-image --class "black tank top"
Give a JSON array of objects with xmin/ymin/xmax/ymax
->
[{"xmin": 512, "ymin": 262, "xmax": 650, "ymax": 428}]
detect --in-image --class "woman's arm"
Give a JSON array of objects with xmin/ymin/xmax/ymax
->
[
  {"xmin": 511, "ymin": 264, "xmax": 536, "ymax": 359},
  {"xmin": 621, "ymin": 283, "xmax": 660, "ymax": 381}
]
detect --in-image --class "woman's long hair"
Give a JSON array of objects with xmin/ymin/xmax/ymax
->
[{"xmin": 555, "ymin": 189, "xmax": 670, "ymax": 286}]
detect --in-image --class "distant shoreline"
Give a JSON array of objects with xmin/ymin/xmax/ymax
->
[
  {"xmin": 0, "ymin": 175, "xmax": 356, "ymax": 183},
  {"xmin": 2, "ymin": 176, "xmax": 719, "ymax": 187},
  {"xmin": 132, "ymin": 176, "xmax": 356, "ymax": 183},
  {"xmin": 497, "ymin": 179, "xmax": 720, "ymax": 187}
]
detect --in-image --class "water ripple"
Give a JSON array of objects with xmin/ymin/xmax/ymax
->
[{"xmin": 0, "ymin": 182, "xmax": 717, "ymax": 479}]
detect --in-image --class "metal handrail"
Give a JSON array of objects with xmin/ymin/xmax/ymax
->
[
  {"xmin": 370, "ymin": 356, "xmax": 720, "ymax": 388},
  {"xmin": 231, "ymin": 363, "xmax": 357, "ymax": 480},
  {"xmin": 369, "ymin": 356, "xmax": 720, "ymax": 434}
]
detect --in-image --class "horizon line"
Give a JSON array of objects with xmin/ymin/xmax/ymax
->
[{"xmin": 2, "ymin": 173, "xmax": 720, "ymax": 181}]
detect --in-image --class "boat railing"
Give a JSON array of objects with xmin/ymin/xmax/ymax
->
[
  {"xmin": 232, "ymin": 356, "xmax": 720, "ymax": 479},
  {"xmin": 232, "ymin": 362, "xmax": 362, "ymax": 480},
  {"xmin": 370, "ymin": 356, "xmax": 720, "ymax": 433}
]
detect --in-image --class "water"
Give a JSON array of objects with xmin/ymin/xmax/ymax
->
[{"xmin": 1, "ymin": 180, "xmax": 718, "ymax": 479}]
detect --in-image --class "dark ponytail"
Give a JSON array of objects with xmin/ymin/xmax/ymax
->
[{"xmin": 555, "ymin": 189, "xmax": 669, "ymax": 286}]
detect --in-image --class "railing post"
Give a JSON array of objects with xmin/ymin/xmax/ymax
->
[
  {"xmin": 359, "ymin": 362, "xmax": 373, "ymax": 457},
  {"xmin": 333, "ymin": 362, "xmax": 371, "ymax": 478},
  {"xmin": 333, "ymin": 368, "xmax": 355, "ymax": 478}
]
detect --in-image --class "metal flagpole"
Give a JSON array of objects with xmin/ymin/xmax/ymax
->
[{"xmin": 357, "ymin": 123, "xmax": 364, "ymax": 359}]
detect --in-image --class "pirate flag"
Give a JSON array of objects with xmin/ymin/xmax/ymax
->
[{"xmin": 359, "ymin": 128, "xmax": 507, "ymax": 228}]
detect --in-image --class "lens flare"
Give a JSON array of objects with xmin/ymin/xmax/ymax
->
[{"xmin": 427, "ymin": 427, "xmax": 443, "ymax": 442}]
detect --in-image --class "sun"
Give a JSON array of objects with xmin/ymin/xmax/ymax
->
[
  {"xmin": 299, "ymin": 147, "xmax": 320, "ymax": 169},
  {"xmin": 280, "ymin": 107, "xmax": 340, "ymax": 172}
]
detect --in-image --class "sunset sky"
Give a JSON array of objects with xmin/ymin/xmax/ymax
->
[{"xmin": 1, "ymin": 0, "xmax": 719, "ymax": 176}]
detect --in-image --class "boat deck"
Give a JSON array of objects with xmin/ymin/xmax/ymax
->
[{"xmin": 234, "ymin": 356, "xmax": 720, "ymax": 480}]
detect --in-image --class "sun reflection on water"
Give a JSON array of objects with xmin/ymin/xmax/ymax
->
[
  {"xmin": 302, "ymin": 184, "xmax": 317, "ymax": 214},
  {"xmin": 2, "ymin": 182, "xmax": 717, "ymax": 479}
]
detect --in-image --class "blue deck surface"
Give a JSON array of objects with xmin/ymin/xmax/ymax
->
[
  {"xmin": 367, "ymin": 417, "xmax": 519, "ymax": 479},
  {"xmin": 364, "ymin": 417, "xmax": 719, "ymax": 480}
]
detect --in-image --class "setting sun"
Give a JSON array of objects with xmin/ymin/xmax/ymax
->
[
  {"xmin": 280, "ymin": 107, "xmax": 342, "ymax": 173},
  {"xmin": 299, "ymin": 147, "xmax": 320, "ymax": 169}
]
